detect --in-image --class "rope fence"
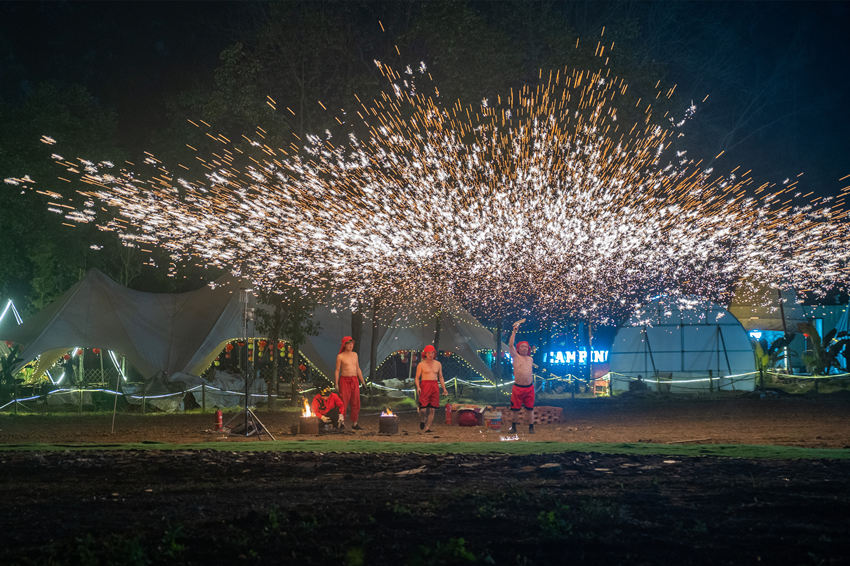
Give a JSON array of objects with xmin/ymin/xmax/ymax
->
[{"xmin": 4, "ymin": 368, "xmax": 849, "ymax": 414}]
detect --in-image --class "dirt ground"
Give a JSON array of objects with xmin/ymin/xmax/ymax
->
[
  {"xmin": 2, "ymin": 393, "xmax": 850, "ymax": 448},
  {"xmin": 2, "ymin": 394, "xmax": 850, "ymax": 565}
]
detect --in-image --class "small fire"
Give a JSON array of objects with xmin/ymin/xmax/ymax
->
[
  {"xmin": 302, "ymin": 399, "xmax": 313, "ymax": 418},
  {"xmin": 381, "ymin": 407, "xmax": 394, "ymax": 417}
]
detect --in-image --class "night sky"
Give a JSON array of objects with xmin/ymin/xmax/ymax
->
[{"xmin": 1, "ymin": 0, "xmax": 848, "ymax": 194}]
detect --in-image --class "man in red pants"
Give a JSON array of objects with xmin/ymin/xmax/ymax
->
[
  {"xmin": 415, "ymin": 344, "xmax": 449, "ymax": 432},
  {"xmin": 508, "ymin": 319, "xmax": 535, "ymax": 434},
  {"xmin": 311, "ymin": 387, "xmax": 345, "ymax": 431},
  {"xmin": 334, "ymin": 336, "xmax": 366, "ymax": 430}
]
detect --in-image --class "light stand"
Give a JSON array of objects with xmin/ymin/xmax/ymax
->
[{"xmin": 225, "ymin": 288, "xmax": 275, "ymax": 440}]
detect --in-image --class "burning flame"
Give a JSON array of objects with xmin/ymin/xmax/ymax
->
[
  {"xmin": 302, "ymin": 399, "xmax": 313, "ymax": 418},
  {"xmin": 381, "ymin": 407, "xmax": 394, "ymax": 417}
]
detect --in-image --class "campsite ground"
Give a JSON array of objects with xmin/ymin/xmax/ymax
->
[{"xmin": 2, "ymin": 393, "xmax": 850, "ymax": 564}]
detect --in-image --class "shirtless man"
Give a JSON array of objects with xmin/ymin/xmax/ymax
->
[
  {"xmin": 508, "ymin": 319, "xmax": 535, "ymax": 434},
  {"xmin": 334, "ymin": 336, "xmax": 366, "ymax": 430},
  {"xmin": 414, "ymin": 344, "xmax": 449, "ymax": 432}
]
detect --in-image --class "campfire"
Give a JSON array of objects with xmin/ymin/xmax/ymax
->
[
  {"xmin": 298, "ymin": 398, "xmax": 318, "ymax": 434},
  {"xmin": 302, "ymin": 399, "xmax": 313, "ymax": 418},
  {"xmin": 380, "ymin": 407, "xmax": 394, "ymax": 417}
]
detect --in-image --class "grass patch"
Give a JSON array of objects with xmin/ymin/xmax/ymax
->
[{"xmin": 0, "ymin": 439, "xmax": 847, "ymax": 459}]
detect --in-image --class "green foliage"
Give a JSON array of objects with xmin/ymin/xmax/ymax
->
[
  {"xmin": 537, "ymin": 504, "xmax": 574, "ymax": 538},
  {"xmin": 408, "ymin": 537, "xmax": 477, "ymax": 565},
  {"xmin": 754, "ymin": 333, "xmax": 795, "ymax": 372},
  {"xmin": 0, "ymin": 344, "xmax": 22, "ymax": 402},
  {"xmin": 800, "ymin": 323, "xmax": 850, "ymax": 375}
]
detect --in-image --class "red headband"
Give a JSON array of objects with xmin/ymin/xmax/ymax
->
[{"xmin": 339, "ymin": 336, "xmax": 354, "ymax": 353}]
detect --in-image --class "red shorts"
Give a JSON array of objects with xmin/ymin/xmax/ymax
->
[
  {"xmin": 419, "ymin": 380, "xmax": 440, "ymax": 408},
  {"xmin": 510, "ymin": 383, "xmax": 535, "ymax": 410}
]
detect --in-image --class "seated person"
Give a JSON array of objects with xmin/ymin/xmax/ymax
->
[{"xmin": 311, "ymin": 387, "xmax": 345, "ymax": 430}]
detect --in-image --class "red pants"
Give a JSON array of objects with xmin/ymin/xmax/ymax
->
[
  {"xmin": 510, "ymin": 383, "xmax": 535, "ymax": 410},
  {"xmin": 339, "ymin": 376, "xmax": 360, "ymax": 423},
  {"xmin": 419, "ymin": 380, "xmax": 440, "ymax": 408}
]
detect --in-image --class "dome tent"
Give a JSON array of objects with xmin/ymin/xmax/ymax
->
[{"xmin": 609, "ymin": 295, "xmax": 757, "ymax": 393}]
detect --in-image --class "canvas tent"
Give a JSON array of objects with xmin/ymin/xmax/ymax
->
[
  {"xmin": 1, "ymin": 269, "xmax": 506, "ymax": 400},
  {"xmin": 727, "ymin": 280, "xmax": 808, "ymax": 333},
  {"xmin": 609, "ymin": 295, "xmax": 757, "ymax": 392},
  {"xmin": 0, "ymin": 269, "xmax": 248, "ymax": 389},
  {"xmin": 302, "ymin": 303, "xmax": 506, "ymax": 383}
]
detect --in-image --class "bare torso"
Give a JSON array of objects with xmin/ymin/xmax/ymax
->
[
  {"xmin": 511, "ymin": 351, "xmax": 534, "ymax": 386},
  {"xmin": 417, "ymin": 359, "xmax": 442, "ymax": 381},
  {"xmin": 337, "ymin": 351, "xmax": 360, "ymax": 376}
]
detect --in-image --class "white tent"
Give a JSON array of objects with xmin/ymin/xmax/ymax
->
[
  {"xmin": 727, "ymin": 280, "xmax": 808, "ymax": 332},
  {"xmin": 1, "ymin": 270, "xmax": 506, "ymax": 394},
  {"xmin": 302, "ymin": 304, "xmax": 506, "ymax": 382},
  {"xmin": 0, "ymin": 269, "xmax": 247, "ymax": 387},
  {"xmin": 609, "ymin": 295, "xmax": 757, "ymax": 392}
]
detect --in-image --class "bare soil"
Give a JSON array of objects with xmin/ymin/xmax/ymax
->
[{"xmin": 1, "ymin": 394, "xmax": 850, "ymax": 565}]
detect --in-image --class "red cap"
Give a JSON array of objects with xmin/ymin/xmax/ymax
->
[
  {"xmin": 422, "ymin": 345, "xmax": 437, "ymax": 356},
  {"xmin": 339, "ymin": 336, "xmax": 354, "ymax": 353},
  {"xmin": 516, "ymin": 341, "xmax": 530, "ymax": 353}
]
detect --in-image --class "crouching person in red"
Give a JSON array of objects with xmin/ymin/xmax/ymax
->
[{"xmin": 311, "ymin": 387, "xmax": 345, "ymax": 432}]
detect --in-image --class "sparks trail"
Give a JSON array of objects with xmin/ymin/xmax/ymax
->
[{"xmin": 9, "ymin": 41, "xmax": 849, "ymax": 323}]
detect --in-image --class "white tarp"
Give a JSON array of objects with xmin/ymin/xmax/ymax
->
[{"xmin": 610, "ymin": 295, "xmax": 757, "ymax": 392}]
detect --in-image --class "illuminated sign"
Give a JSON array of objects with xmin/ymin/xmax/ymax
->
[{"xmin": 544, "ymin": 350, "xmax": 609, "ymax": 365}]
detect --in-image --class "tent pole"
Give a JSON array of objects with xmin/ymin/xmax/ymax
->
[
  {"xmin": 718, "ymin": 325, "xmax": 734, "ymax": 391},
  {"xmin": 587, "ymin": 320, "xmax": 593, "ymax": 392},
  {"xmin": 111, "ymin": 365, "xmax": 120, "ymax": 434},
  {"xmin": 369, "ymin": 297, "xmax": 380, "ymax": 388},
  {"xmin": 494, "ymin": 321, "xmax": 502, "ymax": 383},
  {"xmin": 407, "ymin": 350, "xmax": 416, "ymax": 404}
]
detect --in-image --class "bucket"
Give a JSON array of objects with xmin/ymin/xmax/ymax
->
[
  {"xmin": 298, "ymin": 416, "xmax": 319, "ymax": 435},
  {"xmin": 483, "ymin": 411, "xmax": 502, "ymax": 431},
  {"xmin": 379, "ymin": 415, "xmax": 399, "ymax": 434}
]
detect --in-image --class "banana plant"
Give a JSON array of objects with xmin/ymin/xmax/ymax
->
[{"xmin": 800, "ymin": 324, "xmax": 850, "ymax": 376}]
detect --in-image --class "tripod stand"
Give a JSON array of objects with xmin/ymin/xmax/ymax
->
[{"xmin": 225, "ymin": 288, "xmax": 275, "ymax": 440}]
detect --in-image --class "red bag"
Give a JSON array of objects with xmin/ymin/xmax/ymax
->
[{"xmin": 456, "ymin": 410, "xmax": 479, "ymax": 427}]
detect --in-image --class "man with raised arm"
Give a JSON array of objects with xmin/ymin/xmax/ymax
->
[
  {"xmin": 508, "ymin": 319, "xmax": 535, "ymax": 434},
  {"xmin": 334, "ymin": 336, "xmax": 366, "ymax": 430},
  {"xmin": 415, "ymin": 344, "xmax": 449, "ymax": 433}
]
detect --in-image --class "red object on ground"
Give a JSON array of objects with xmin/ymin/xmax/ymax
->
[
  {"xmin": 457, "ymin": 410, "xmax": 479, "ymax": 427},
  {"xmin": 215, "ymin": 409, "xmax": 223, "ymax": 431},
  {"xmin": 445, "ymin": 403, "xmax": 452, "ymax": 424}
]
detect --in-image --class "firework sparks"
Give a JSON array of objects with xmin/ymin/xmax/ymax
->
[{"xmin": 10, "ymin": 44, "xmax": 850, "ymax": 323}]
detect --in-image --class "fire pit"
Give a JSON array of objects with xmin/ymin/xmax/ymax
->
[
  {"xmin": 299, "ymin": 399, "xmax": 319, "ymax": 435},
  {"xmin": 379, "ymin": 408, "xmax": 398, "ymax": 434}
]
